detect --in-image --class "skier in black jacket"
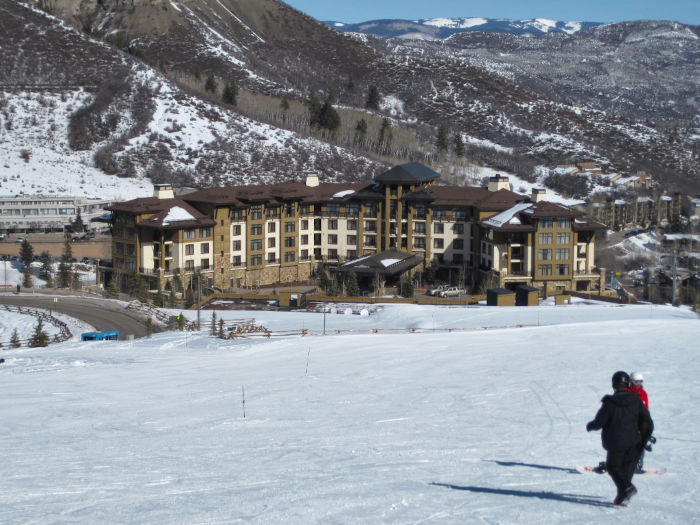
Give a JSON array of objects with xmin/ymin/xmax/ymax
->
[{"xmin": 586, "ymin": 371, "xmax": 654, "ymax": 506}]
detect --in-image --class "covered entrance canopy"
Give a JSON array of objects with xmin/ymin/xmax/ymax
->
[{"xmin": 334, "ymin": 250, "xmax": 423, "ymax": 278}]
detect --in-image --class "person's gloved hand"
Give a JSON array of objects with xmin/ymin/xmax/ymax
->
[{"xmin": 586, "ymin": 421, "xmax": 595, "ymax": 432}]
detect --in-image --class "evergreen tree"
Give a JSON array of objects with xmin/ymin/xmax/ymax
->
[
  {"xmin": 222, "ymin": 81, "xmax": 238, "ymax": 105},
  {"xmin": 72, "ymin": 209, "xmax": 85, "ymax": 232},
  {"xmin": 307, "ymin": 91, "xmax": 322, "ymax": 127},
  {"xmin": 436, "ymin": 124, "xmax": 449, "ymax": 152},
  {"xmin": 400, "ymin": 275, "xmax": 414, "ymax": 298},
  {"xmin": 127, "ymin": 272, "xmax": 148, "ymax": 302},
  {"xmin": 10, "ymin": 328, "xmax": 21, "ymax": 348},
  {"xmin": 184, "ymin": 288, "xmax": 195, "ymax": 308},
  {"xmin": 328, "ymin": 275, "xmax": 340, "ymax": 297},
  {"xmin": 205, "ymin": 74, "xmax": 218, "ymax": 94},
  {"xmin": 167, "ymin": 288, "xmax": 176, "ymax": 308},
  {"xmin": 210, "ymin": 311, "xmax": 218, "ymax": 336},
  {"xmin": 378, "ymin": 118, "xmax": 393, "ymax": 151},
  {"xmin": 318, "ymin": 95, "xmax": 341, "ymax": 131},
  {"xmin": 23, "ymin": 268, "xmax": 32, "ymax": 289},
  {"xmin": 71, "ymin": 269, "xmax": 82, "ymax": 290},
  {"xmin": 173, "ymin": 274, "xmax": 184, "ymax": 294},
  {"xmin": 19, "ymin": 238, "xmax": 34, "ymax": 269},
  {"xmin": 218, "ymin": 318, "xmax": 225, "ymax": 339},
  {"xmin": 454, "ymin": 132, "xmax": 465, "ymax": 157},
  {"xmin": 366, "ymin": 85, "xmax": 380, "ymax": 110},
  {"xmin": 315, "ymin": 262, "xmax": 330, "ymax": 293},
  {"xmin": 29, "ymin": 317, "xmax": 49, "ymax": 347},
  {"xmin": 280, "ymin": 97, "xmax": 290, "ymax": 111},
  {"xmin": 347, "ymin": 270, "xmax": 360, "ymax": 296},
  {"xmin": 145, "ymin": 317, "xmax": 154, "ymax": 338},
  {"xmin": 354, "ymin": 118, "xmax": 367, "ymax": 144},
  {"xmin": 39, "ymin": 251, "xmax": 53, "ymax": 285},
  {"xmin": 104, "ymin": 276, "xmax": 119, "ymax": 299}
]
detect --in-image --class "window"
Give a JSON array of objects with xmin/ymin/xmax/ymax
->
[
  {"xmin": 267, "ymin": 222, "xmax": 276, "ymax": 233},
  {"xmin": 126, "ymin": 244, "xmax": 136, "ymax": 256},
  {"xmin": 328, "ymin": 249, "xmax": 338, "ymax": 260},
  {"xmin": 557, "ymin": 264, "xmax": 570, "ymax": 276},
  {"xmin": 314, "ymin": 219, "xmax": 322, "ymax": 231},
  {"xmin": 414, "ymin": 222, "xmax": 426, "ymax": 234},
  {"xmin": 231, "ymin": 209, "xmax": 243, "ymax": 220},
  {"xmin": 347, "ymin": 220, "xmax": 357, "ymax": 231},
  {"xmin": 539, "ymin": 249, "xmax": 552, "ymax": 260},
  {"xmin": 300, "ymin": 250, "xmax": 309, "ymax": 260},
  {"xmin": 301, "ymin": 235, "xmax": 309, "ymax": 245},
  {"xmin": 115, "ymin": 242, "xmax": 124, "ymax": 255},
  {"xmin": 250, "ymin": 205, "xmax": 262, "ymax": 220},
  {"xmin": 415, "ymin": 204, "xmax": 426, "ymax": 219},
  {"xmin": 268, "ymin": 238, "xmax": 276, "ymax": 248},
  {"xmin": 453, "ymin": 239, "xmax": 464, "ymax": 250},
  {"xmin": 284, "ymin": 222, "xmax": 296, "ymax": 233},
  {"xmin": 556, "ymin": 248, "xmax": 570, "ymax": 260},
  {"xmin": 251, "ymin": 255, "xmax": 262, "ymax": 266},
  {"xmin": 328, "ymin": 219, "xmax": 338, "ymax": 230},
  {"xmin": 232, "ymin": 225, "xmax": 241, "ymax": 236},
  {"xmin": 365, "ymin": 204, "xmax": 377, "ymax": 218},
  {"xmin": 268, "ymin": 253, "xmax": 277, "ymax": 263},
  {"xmin": 453, "ymin": 223, "xmax": 464, "ymax": 234},
  {"xmin": 540, "ymin": 218, "xmax": 553, "ymax": 228},
  {"xmin": 185, "ymin": 260, "xmax": 194, "ymax": 271},
  {"xmin": 364, "ymin": 220, "xmax": 377, "ymax": 232},
  {"xmin": 250, "ymin": 239, "xmax": 263, "ymax": 251},
  {"xmin": 232, "ymin": 240, "xmax": 241, "ymax": 251},
  {"xmin": 201, "ymin": 259, "xmax": 210, "ymax": 269},
  {"xmin": 433, "ymin": 238, "xmax": 444, "ymax": 249},
  {"xmin": 453, "ymin": 209, "xmax": 466, "ymax": 220},
  {"xmin": 539, "ymin": 233, "xmax": 553, "ymax": 244},
  {"xmin": 232, "ymin": 255, "xmax": 242, "ymax": 266},
  {"xmin": 364, "ymin": 235, "xmax": 376, "ymax": 247},
  {"xmin": 557, "ymin": 233, "xmax": 571, "ymax": 244},
  {"xmin": 184, "ymin": 229, "xmax": 196, "ymax": 240},
  {"xmin": 200, "ymin": 227, "xmax": 210, "ymax": 238},
  {"xmin": 251, "ymin": 224, "xmax": 262, "ymax": 236},
  {"xmin": 284, "ymin": 252, "xmax": 296, "ymax": 263},
  {"xmin": 346, "ymin": 204, "xmax": 359, "ymax": 216},
  {"xmin": 285, "ymin": 203, "xmax": 295, "ymax": 217},
  {"xmin": 453, "ymin": 254, "xmax": 463, "ymax": 264},
  {"xmin": 284, "ymin": 237, "xmax": 296, "ymax": 248},
  {"xmin": 538, "ymin": 264, "xmax": 552, "ymax": 276},
  {"xmin": 328, "ymin": 234, "xmax": 338, "ymax": 245},
  {"xmin": 267, "ymin": 207, "xmax": 279, "ymax": 218},
  {"xmin": 557, "ymin": 217, "xmax": 571, "ymax": 228},
  {"xmin": 434, "ymin": 223, "xmax": 444, "ymax": 234},
  {"xmin": 347, "ymin": 235, "xmax": 357, "ymax": 245},
  {"xmin": 434, "ymin": 208, "xmax": 447, "ymax": 219},
  {"xmin": 328, "ymin": 203, "xmax": 340, "ymax": 215},
  {"xmin": 200, "ymin": 243, "xmax": 209, "ymax": 254},
  {"xmin": 301, "ymin": 220, "xmax": 309, "ymax": 230},
  {"xmin": 413, "ymin": 237, "xmax": 426, "ymax": 249}
]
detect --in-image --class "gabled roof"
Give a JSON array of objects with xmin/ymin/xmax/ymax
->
[
  {"xmin": 107, "ymin": 197, "xmax": 215, "ymax": 230},
  {"xmin": 481, "ymin": 201, "xmax": 606, "ymax": 232},
  {"xmin": 374, "ymin": 162, "xmax": 441, "ymax": 184}
]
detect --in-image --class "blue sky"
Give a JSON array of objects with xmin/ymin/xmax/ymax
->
[{"xmin": 283, "ymin": 0, "xmax": 699, "ymax": 25}]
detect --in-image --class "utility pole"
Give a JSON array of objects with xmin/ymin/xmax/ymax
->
[
  {"xmin": 197, "ymin": 274, "xmax": 201, "ymax": 330},
  {"xmin": 671, "ymin": 249, "xmax": 678, "ymax": 306}
]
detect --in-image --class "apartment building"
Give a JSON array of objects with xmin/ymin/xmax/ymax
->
[
  {"xmin": 0, "ymin": 195, "xmax": 112, "ymax": 233},
  {"xmin": 104, "ymin": 163, "xmax": 606, "ymax": 294}
]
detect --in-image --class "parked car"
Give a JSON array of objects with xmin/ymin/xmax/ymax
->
[
  {"xmin": 72, "ymin": 236, "xmax": 82, "ymax": 242},
  {"xmin": 427, "ymin": 284, "xmax": 449, "ymax": 296},
  {"xmin": 84, "ymin": 231, "xmax": 95, "ymax": 239},
  {"xmin": 439, "ymin": 286, "xmax": 466, "ymax": 298},
  {"xmin": 15, "ymin": 236, "xmax": 25, "ymax": 243},
  {"xmin": 81, "ymin": 257, "xmax": 90, "ymax": 264}
]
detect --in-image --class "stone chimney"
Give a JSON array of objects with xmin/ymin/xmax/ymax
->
[
  {"xmin": 532, "ymin": 188, "xmax": 547, "ymax": 202},
  {"xmin": 305, "ymin": 172, "xmax": 319, "ymax": 187},
  {"xmin": 154, "ymin": 184, "xmax": 174, "ymax": 199},
  {"xmin": 488, "ymin": 174, "xmax": 510, "ymax": 192}
]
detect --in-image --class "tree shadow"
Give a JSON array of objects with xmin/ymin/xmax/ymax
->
[
  {"xmin": 430, "ymin": 483, "xmax": 613, "ymax": 508},
  {"xmin": 486, "ymin": 460, "xmax": 580, "ymax": 474}
]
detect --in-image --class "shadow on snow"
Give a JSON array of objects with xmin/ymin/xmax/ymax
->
[
  {"xmin": 486, "ymin": 460, "xmax": 581, "ymax": 474},
  {"xmin": 430, "ymin": 483, "xmax": 613, "ymax": 508}
]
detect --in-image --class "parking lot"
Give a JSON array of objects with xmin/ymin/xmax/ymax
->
[{"xmin": 0, "ymin": 232, "xmax": 111, "ymax": 261}]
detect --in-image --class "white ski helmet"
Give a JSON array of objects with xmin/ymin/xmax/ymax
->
[{"xmin": 630, "ymin": 372, "xmax": 644, "ymax": 383}]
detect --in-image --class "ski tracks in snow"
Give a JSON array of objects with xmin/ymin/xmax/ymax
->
[{"xmin": 529, "ymin": 380, "xmax": 573, "ymax": 448}]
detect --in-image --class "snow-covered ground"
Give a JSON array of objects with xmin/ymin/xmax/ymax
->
[{"xmin": 1, "ymin": 300, "xmax": 698, "ymax": 523}]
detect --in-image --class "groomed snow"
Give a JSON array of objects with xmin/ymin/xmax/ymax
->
[{"xmin": 0, "ymin": 300, "xmax": 698, "ymax": 523}]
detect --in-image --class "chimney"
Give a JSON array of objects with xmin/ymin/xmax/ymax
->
[
  {"xmin": 532, "ymin": 188, "xmax": 547, "ymax": 202},
  {"xmin": 488, "ymin": 174, "xmax": 510, "ymax": 192},
  {"xmin": 305, "ymin": 172, "xmax": 319, "ymax": 187},
  {"xmin": 153, "ymin": 184, "xmax": 174, "ymax": 200}
]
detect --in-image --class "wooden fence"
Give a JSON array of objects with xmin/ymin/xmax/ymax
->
[{"xmin": 0, "ymin": 304, "xmax": 72, "ymax": 348}]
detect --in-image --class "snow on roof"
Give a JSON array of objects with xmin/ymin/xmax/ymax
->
[
  {"xmin": 380, "ymin": 259, "xmax": 402, "ymax": 268},
  {"xmin": 162, "ymin": 206, "xmax": 196, "ymax": 224},
  {"xmin": 333, "ymin": 190, "xmax": 355, "ymax": 199},
  {"xmin": 482, "ymin": 202, "xmax": 533, "ymax": 228}
]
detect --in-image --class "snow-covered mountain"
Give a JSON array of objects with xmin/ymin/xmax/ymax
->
[
  {"xmin": 1, "ymin": 0, "xmax": 698, "ymax": 199},
  {"xmin": 1, "ymin": 300, "xmax": 699, "ymax": 522},
  {"xmin": 327, "ymin": 17, "xmax": 602, "ymax": 39}
]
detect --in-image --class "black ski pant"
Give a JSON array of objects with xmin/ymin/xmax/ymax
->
[{"xmin": 606, "ymin": 445, "xmax": 643, "ymax": 498}]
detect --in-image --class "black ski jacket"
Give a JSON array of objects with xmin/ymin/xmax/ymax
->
[{"xmin": 587, "ymin": 391, "xmax": 653, "ymax": 452}]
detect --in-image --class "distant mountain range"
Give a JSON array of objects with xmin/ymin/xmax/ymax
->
[{"xmin": 325, "ymin": 17, "xmax": 603, "ymax": 39}]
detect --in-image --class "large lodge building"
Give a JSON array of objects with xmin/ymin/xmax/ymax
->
[{"xmin": 105, "ymin": 163, "xmax": 607, "ymax": 295}]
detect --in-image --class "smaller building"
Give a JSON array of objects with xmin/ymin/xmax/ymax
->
[
  {"xmin": 487, "ymin": 288, "xmax": 516, "ymax": 306},
  {"xmin": 515, "ymin": 285, "xmax": 540, "ymax": 306},
  {"xmin": 0, "ymin": 195, "xmax": 112, "ymax": 233}
]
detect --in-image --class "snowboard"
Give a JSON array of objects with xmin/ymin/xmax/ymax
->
[{"xmin": 576, "ymin": 466, "xmax": 666, "ymax": 475}]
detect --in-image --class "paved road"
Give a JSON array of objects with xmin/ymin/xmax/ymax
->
[{"xmin": 0, "ymin": 294, "xmax": 148, "ymax": 340}]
